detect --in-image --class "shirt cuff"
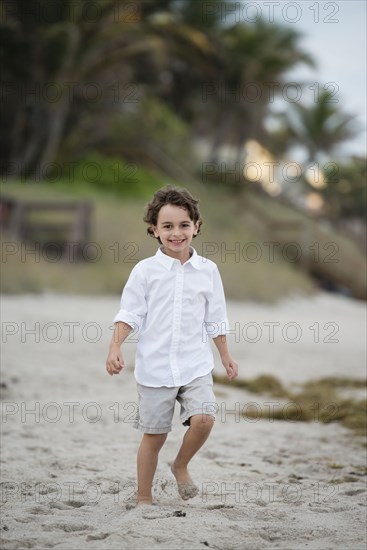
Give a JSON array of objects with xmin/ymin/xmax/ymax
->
[
  {"xmin": 112, "ymin": 309, "xmax": 142, "ymax": 331},
  {"xmin": 204, "ymin": 317, "xmax": 230, "ymax": 338}
]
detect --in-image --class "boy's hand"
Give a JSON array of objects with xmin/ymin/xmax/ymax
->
[
  {"xmin": 221, "ymin": 355, "xmax": 238, "ymax": 381},
  {"xmin": 106, "ymin": 348, "xmax": 125, "ymax": 376}
]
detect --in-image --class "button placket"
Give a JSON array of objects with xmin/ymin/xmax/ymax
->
[{"xmin": 170, "ymin": 263, "xmax": 184, "ymax": 385}]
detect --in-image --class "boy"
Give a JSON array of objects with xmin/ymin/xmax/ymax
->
[{"xmin": 106, "ymin": 185, "xmax": 238, "ymax": 506}]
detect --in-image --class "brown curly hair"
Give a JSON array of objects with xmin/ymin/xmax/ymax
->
[{"xmin": 143, "ymin": 185, "xmax": 203, "ymax": 242}]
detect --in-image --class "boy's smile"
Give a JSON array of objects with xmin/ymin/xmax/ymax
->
[{"xmin": 153, "ymin": 204, "xmax": 199, "ymax": 263}]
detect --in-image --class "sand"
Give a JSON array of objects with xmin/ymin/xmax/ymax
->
[{"xmin": 0, "ymin": 292, "xmax": 366, "ymax": 550}]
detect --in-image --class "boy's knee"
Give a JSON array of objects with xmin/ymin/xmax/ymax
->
[
  {"xmin": 151, "ymin": 433, "xmax": 168, "ymax": 444},
  {"xmin": 144, "ymin": 432, "xmax": 168, "ymax": 450},
  {"xmin": 189, "ymin": 414, "xmax": 215, "ymax": 433}
]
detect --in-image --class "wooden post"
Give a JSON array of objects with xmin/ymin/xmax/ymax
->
[{"xmin": 8, "ymin": 201, "xmax": 26, "ymax": 240}]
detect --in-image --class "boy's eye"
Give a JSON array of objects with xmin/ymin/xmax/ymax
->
[{"xmin": 163, "ymin": 223, "xmax": 190, "ymax": 228}]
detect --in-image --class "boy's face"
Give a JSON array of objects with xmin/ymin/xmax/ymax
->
[{"xmin": 152, "ymin": 204, "xmax": 199, "ymax": 260}]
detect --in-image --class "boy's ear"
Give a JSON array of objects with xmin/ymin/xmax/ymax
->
[
  {"xmin": 193, "ymin": 222, "xmax": 199, "ymax": 235},
  {"xmin": 152, "ymin": 225, "xmax": 159, "ymax": 238}
]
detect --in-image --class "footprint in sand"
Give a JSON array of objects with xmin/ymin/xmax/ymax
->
[
  {"xmin": 64, "ymin": 500, "xmax": 86, "ymax": 508},
  {"xmin": 123, "ymin": 504, "xmax": 187, "ymax": 520},
  {"xmin": 20, "ymin": 432, "xmax": 36, "ymax": 439},
  {"xmin": 206, "ymin": 504, "xmax": 234, "ymax": 510},
  {"xmin": 48, "ymin": 500, "xmax": 86, "ymax": 511},
  {"xmin": 43, "ymin": 522, "xmax": 91, "ymax": 532},
  {"xmin": 139, "ymin": 508, "xmax": 187, "ymax": 520},
  {"xmin": 86, "ymin": 532, "xmax": 111, "ymax": 541},
  {"xmin": 49, "ymin": 501, "xmax": 77, "ymax": 511},
  {"xmin": 28, "ymin": 505, "xmax": 52, "ymax": 515},
  {"xmin": 344, "ymin": 489, "xmax": 366, "ymax": 496},
  {"xmin": 2, "ymin": 537, "xmax": 38, "ymax": 548}
]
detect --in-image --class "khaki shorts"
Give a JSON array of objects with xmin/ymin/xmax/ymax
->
[{"xmin": 133, "ymin": 371, "xmax": 217, "ymax": 434}]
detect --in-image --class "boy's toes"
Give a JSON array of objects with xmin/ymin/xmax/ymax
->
[{"xmin": 177, "ymin": 482, "xmax": 199, "ymax": 500}]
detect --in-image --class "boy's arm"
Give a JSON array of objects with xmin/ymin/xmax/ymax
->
[
  {"xmin": 106, "ymin": 321, "xmax": 133, "ymax": 376},
  {"xmin": 213, "ymin": 334, "xmax": 238, "ymax": 381}
]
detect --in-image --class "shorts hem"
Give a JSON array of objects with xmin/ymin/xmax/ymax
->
[
  {"xmin": 133, "ymin": 423, "xmax": 172, "ymax": 434},
  {"xmin": 181, "ymin": 407, "xmax": 217, "ymax": 426}
]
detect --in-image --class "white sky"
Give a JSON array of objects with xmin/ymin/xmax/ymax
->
[{"xmin": 237, "ymin": 0, "xmax": 367, "ymax": 157}]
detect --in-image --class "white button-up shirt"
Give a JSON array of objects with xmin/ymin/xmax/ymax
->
[{"xmin": 113, "ymin": 246, "xmax": 229, "ymax": 387}]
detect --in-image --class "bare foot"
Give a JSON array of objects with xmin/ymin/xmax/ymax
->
[
  {"xmin": 136, "ymin": 497, "xmax": 153, "ymax": 507},
  {"xmin": 170, "ymin": 463, "xmax": 199, "ymax": 500}
]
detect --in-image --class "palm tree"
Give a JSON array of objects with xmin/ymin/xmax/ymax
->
[
  {"xmin": 322, "ymin": 156, "xmax": 366, "ymax": 221},
  {"xmin": 207, "ymin": 19, "xmax": 315, "ymax": 164},
  {"xmin": 279, "ymin": 90, "xmax": 357, "ymax": 163}
]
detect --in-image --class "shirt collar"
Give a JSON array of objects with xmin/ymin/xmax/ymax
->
[{"xmin": 156, "ymin": 246, "xmax": 201, "ymax": 270}]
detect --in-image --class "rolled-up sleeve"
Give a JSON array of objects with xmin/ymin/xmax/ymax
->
[
  {"xmin": 112, "ymin": 264, "xmax": 147, "ymax": 331},
  {"xmin": 204, "ymin": 265, "xmax": 230, "ymax": 338}
]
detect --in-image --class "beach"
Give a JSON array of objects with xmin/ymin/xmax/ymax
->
[{"xmin": 1, "ymin": 292, "xmax": 366, "ymax": 550}]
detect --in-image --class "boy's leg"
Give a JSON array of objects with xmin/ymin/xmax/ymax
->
[
  {"xmin": 171, "ymin": 414, "xmax": 214, "ymax": 498},
  {"xmin": 134, "ymin": 382, "xmax": 177, "ymax": 505},
  {"xmin": 137, "ymin": 433, "xmax": 167, "ymax": 505}
]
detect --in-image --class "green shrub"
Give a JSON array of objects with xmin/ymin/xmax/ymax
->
[{"xmin": 50, "ymin": 153, "xmax": 170, "ymax": 198}]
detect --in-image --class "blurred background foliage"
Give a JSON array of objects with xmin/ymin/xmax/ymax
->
[{"xmin": 0, "ymin": 0, "xmax": 366, "ymax": 300}]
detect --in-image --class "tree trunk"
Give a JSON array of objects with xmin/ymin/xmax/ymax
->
[{"xmin": 38, "ymin": 25, "xmax": 81, "ymax": 173}]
